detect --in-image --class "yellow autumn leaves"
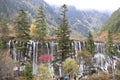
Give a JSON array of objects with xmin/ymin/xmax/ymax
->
[
  {"xmin": 30, "ymin": 24, "xmax": 37, "ymax": 37},
  {"xmin": 29, "ymin": 24, "xmax": 40, "ymax": 40}
]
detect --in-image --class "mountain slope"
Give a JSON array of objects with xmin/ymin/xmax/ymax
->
[
  {"xmin": 0, "ymin": 0, "xmax": 109, "ymax": 37},
  {"xmin": 99, "ymin": 8, "xmax": 120, "ymax": 34},
  {"xmin": 96, "ymin": 8, "xmax": 120, "ymax": 42},
  {"xmin": 67, "ymin": 6, "xmax": 109, "ymax": 37},
  {"xmin": 0, "ymin": 0, "xmax": 58, "ymax": 36},
  {"xmin": 51, "ymin": 6, "xmax": 109, "ymax": 37}
]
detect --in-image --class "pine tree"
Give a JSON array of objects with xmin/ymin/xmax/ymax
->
[
  {"xmin": 56, "ymin": 4, "xmax": 72, "ymax": 63},
  {"xmin": 35, "ymin": 6, "xmax": 47, "ymax": 55},
  {"xmin": 105, "ymin": 30, "xmax": 119, "ymax": 56},
  {"xmin": 105, "ymin": 30, "xmax": 120, "ymax": 80},
  {"xmin": 15, "ymin": 9, "xmax": 30, "ymax": 42},
  {"xmin": 0, "ymin": 17, "xmax": 8, "ymax": 39},
  {"xmin": 86, "ymin": 31, "xmax": 95, "ymax": 56},
  {"xmin": 15, "ymin": 9, "xmax": 30, "ymax": 75},
  {"xmin": 15, "ymin": 9, "xmax": 30, "ymax": 57},
  {"xmin": 35, "ymin": 6, "xmax": 46, "ymax": 40},
  {"xmin": 0, "ymin": 17, "xmax": 9, "ymax": 49}
]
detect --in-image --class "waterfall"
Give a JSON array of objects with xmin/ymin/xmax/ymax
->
[
  {"xmin": 8, "ymin": 40, "xmax": 11, "ymax": 53},
  {"xmin": 94, "ymin": 53, "xmax": 106, "ymax": 72},
  {"xmin": 71, "ymin": 42, "xmax": 74, "ymax": 55},
  {"xmin": 32, "ymin": 41, "xmax": 38, "ymax": 75},
  {"xmin": 93, "ymin": 53, "xmax": 119, "ymax": 73},
  {"xmin": 46, "ymin": 42, "xmax": 50, "ymax": 54},
  {"xmin": 13, "ymin": 44, "xmax": 17, "ymax": 61},
  {"xmin": 94, "ymin": 42, "xmax": 99, "ymax": 53},
  {"xmin": 78, "ymin": 41, "xmax": 82, "ymax": 52},
  {"xmin": 116, "ymin": 44, "xmax": 120, "ymax": 52},
  {"xmin": 79, "ymin": 58, "xmax": 84, "ymax": 76},
  {"xmin": 74, "ymin": 41, "xmax": 78, "ymax": 56},
  {"xmin": 94, "ymin": 42, "xmax": 104, "ymax": 53},
  {"xmin": 50, "ymin": 41, "xmax": 54, "ymax": 60},
  {"xmin": 28, "ymin": 40, "xmax": 32, "ymax": 58}
]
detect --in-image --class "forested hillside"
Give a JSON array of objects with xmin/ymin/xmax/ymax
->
[
  {"xmin": 97, "ymin": 8, "xmax": 120, "ymax": 42},
  {"xmin": 99, "ymin": 8, "xmax": 120, "ymax": 34},
  {"xmin": 0, "ymin": 0, "xmax": 109, "ymax": 37}
]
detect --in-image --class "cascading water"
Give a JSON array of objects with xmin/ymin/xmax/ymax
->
[
  {"xmin": 78, "ymin": 41, "xmax": 82, "ymax": 52},
  {"xmin": 32, "ymin": 41, "xmax": 38, "ymax": 74},
  {"xmin": 79, "ymin": 57, "xmax": 84, "ymax": 76},
  {"xmin": 46, "ymin": 42, "xmax": 50, "ymax": 54},
  {"xmin": 13, "ymin": 44, "xmax": 17, "ymax": 61},
  {"xmin": 49, "ymin": 41, "xmax": 55, "ymax": 77},
  {"xmin": 116, "ymin": 44, "xmax": 120, "ymax": 52},
  {"xmin": 94, "ymin": 53, "xmax": 106, "ymax": 71},
  {"xmin": 8, "ymin": 39, "xmax": 120, "ymax": 76},
  {"xmin": 94, "ymin": 42, "xmax": 105, "ymax": 53},
  {"xmin": 50, "ymin": 41, "xmax": 54, "ymax": 60},
  {"xmin": 9, "ymin": 40, "xmax": 17, "ymax": 62},
  {"xmin": 8, "ymin": 40, "xmax": 11, "ymax": 53},
  {"xmin": 74, "ymin": 41, "xmax": 78, "ymax": 56}
]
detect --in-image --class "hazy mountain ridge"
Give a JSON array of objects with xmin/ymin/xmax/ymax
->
[
  {"xmin": 0, "ymin": 0, "xmax": 110, "ymax": 37},
  {"xmin": 67, "ymin": 6, "xmax": 109, "ymax": 37}
]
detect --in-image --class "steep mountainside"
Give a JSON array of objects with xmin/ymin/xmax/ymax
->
[
  {"xmin": 99, "ymin": 8, "xmax": 120, "ymax": 34},
  {"xmin": 53, "ymin": 6, "xmax": 109, "ymax": 37},
  {"xmin": 96, "ymin": 8, "xmax": 120, "ymax": 42},
  {"xmin": 0, "ymin": 0, "xmax": 109, "ymax": 37},
  {"xmin": 67, "ymin": 6, "xmax": 109, "ymax": 37}
]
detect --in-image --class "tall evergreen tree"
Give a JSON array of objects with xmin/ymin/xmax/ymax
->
[
  {"xmin": 35, "ymin": 6, "xmax": 46, "ymax": 41},
  {"xmin": 15, "ymin": 9, "xmax": 30, "ymax": 75},
  {"xmin": 0, "ymin": 17, "xmax": 8, "ymax": 39},
  {"xmin": 105, "ymin": 30, "xmax": 119, "ymax": 56},
  {"xmin": 35, "ymin": 6, "xmax": 47, "ymax": 55},
  {"xmin": 56, "ymin": 4, "xmax": 72, "ymax": 62},
  {"xmin": 105, "ymin": 30, "xmax": 120, "ymax": 80},
  {"xmin": 86, "ymin": 31, "xmax": 95, "ymax": 56},
  {"xmin": 15, "ymin": 9, "xmax": 30, "ymax": 41},
  {"xmin": 15, "ymin": 9, "xmax": 30, "ymax": 57},
  {"xmin": 0, "ymin": 17, "xmax": 9, "ymax": 49}
]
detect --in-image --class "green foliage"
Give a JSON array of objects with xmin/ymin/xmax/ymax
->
[
  {"xmin": 55, "ymin": 4, "xmax": 72, "ymax": 63},
  {"xmin": 86, "ymin": 31, "xmax": 95, "ymax": 56},
  {"xmin": 105, "ymin": 30, "xmax": 119, "ymax": 56},
  {"xmin": 15, "ymin": 9, "xmax": 31, "ymax": 75},
  {"xmin": 15, "ymin": 9, "xmax": 30, "ymax": 42},
  {"xmin": 36, "ymin": 64, "xmax": 53, "ymax": 80},
  {"xmin": 14, "ymin": 9, "xmax": 30, "ymax": 58},
  {"xmin": 77, "ymin": 48, "xmax": 91, "ymax": 65},
  {"xmin": 35, "ymin": 6, "xmax": 47, "ymax": 40},
  {"xmin": 62, "ymin": 58, "xmax": 79, "ymax": 75},
  {"xmin": 116, "ymin": 61, "xmax": 120, "ymax": 71},
  {"xmin": 23, "ymin": 62, "xmax": 33, "ymax": 80},
  {"xmin": 100, "ymin": 8, "xmax": 120, "ymax": 34},
  {"xmin": 0, "ymin": 17, "xmax": 9, "ymax": 38},
  {"xmin": 0, "ymin": 17, "xmax": 9, "ymax": 50},
  {"xmin": 0, "ymin": 38, "xmax": 7, "ymax": 50},
  {"xmin": 32, "ymin": 6, "xmax": 47, "ymax": 56}
]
